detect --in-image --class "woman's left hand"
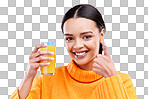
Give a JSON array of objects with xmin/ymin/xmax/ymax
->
[{"xmin": 93, "ymin": 42, "xmax": 119, "ymax": 78}]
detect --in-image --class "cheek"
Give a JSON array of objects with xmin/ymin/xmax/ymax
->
[
  {"xmin": 65, "ymin": 43, "xmax": 73, "ymax": 52},
  {"xmin": 86, "ymin": 39, "xmax": 99, "ymax": 55},
  {"xmin": 87, "ymin": 43, "xmax": 95, "ymax": 50},
  {"xmin": 86, "ymin": 39, "xmax": 99, "ymax": 50}
]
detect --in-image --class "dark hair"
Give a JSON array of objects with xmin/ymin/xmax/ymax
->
[{"xmin": 61, "ymin": 4, "xmax": 106, "ymax": 34}]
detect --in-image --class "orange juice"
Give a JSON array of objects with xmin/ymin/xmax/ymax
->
[{"xmin": 40, "ymin": 42, "xmax": 56, "ymax": 75}]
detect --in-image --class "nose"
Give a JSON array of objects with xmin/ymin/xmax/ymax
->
[{"xmin": 73, "ymin": 39, "xmax": 84, "ymax": 49}]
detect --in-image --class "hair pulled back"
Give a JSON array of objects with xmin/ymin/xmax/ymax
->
[{"xmin": 61, "ymin": 4, "xmax": 106, "ymax": 33}]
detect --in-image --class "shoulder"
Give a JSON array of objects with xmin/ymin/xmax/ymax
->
[
  {"xmin": 117, "ymin": 72, "xmax": 132, "ymax": 82},
  {"xmin": 118, "ymin": 72, "xmax": 131, "ymax": 78},
  {"xmin": 117, "ymin": 72, "xmax": 136, "ymax": 91}
]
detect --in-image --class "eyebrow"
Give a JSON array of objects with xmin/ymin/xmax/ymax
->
[{"xmin": 64, "ymin": 31, "xmax": 93, "ymax": 36}]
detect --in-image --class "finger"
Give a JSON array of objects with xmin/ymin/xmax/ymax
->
[
  {"xmin": 103, "ymin": 42, "xmax": 111, "ymax": 59},
  {"xmin": 93, "ymin": 65, "xmax": 105, "ymax": 76},
  {"xmin": 29, "ymin": 50, "xmax": 54, "ymax": 60},
  {"xmin": 34, "ymin": 50, "xmax": 54, "ymax": 58},
  {"xmin": 30, "ymin": 56, "xmax": 55, "ymax": 63},
  {"xmin": 93, "ymin": 63, "xmax": 102, "ymax": 70},
  {"xmin": 93, "ymin": 57, "xmax": 105, "ymax": 67},
  {"xmin": 93, "ymin": 65, "xmax": 109, "ymax": 78},
  {"xmin": 93, "ymin": 62, "xmax": 107, "ymax": 74},
  {"xmin": 31, "ymin": 63, "xmax": 50, "ymax": 68},
  {"xmin": 96, "ymin": 54, "xmax": 108, "ymax": 62},
  {"xmin": 93, "ymin": 59, "xmax": 110, "ymax": 75},
  {"xmin": 32, "ymin": 44, "xmax": 47, "ymax": 54}
]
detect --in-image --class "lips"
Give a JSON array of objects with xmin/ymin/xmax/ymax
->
[
  {"xmin": 72, "ymin": 50, "xmax": 89, "ymax": 59},
  {"xmin": 73, "ymin": 50, "xmax": 89, "ymax": 55},
  {"xmin": 75, "ymin": 51, "xmax": 89, "ymax": 58}
]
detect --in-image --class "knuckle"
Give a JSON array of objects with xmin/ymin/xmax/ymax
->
[
  {"xmin": 29, "ymin": 60, "xmax": 31, "ymax": 63},
  {"xmin": 35, "ymin": 45, "xmax": 39, "ymax": 48},
  {"xmin": 39, "ymin": 56, "xmax": 45, "ymax": 60},
  {"xmin": 39, "ymin": 56, "xmax": 42, "ymax": 60},
  {"xmin": 36, "ymin": 57, "xmax": 40, "ymax": 61},
  {"xmin": 33, "ymin": 58, "xmax": 38, "ymax": 62},
  {"xmin": 29, "ymin": 56, "xmax": 31, "ymax": 60},
  {"xmin": 38, "ymin": 63, "xmax": 41, "ymax": 67},
  {"xmin": 102, "ymin": 56, "xmax": 106, "ymax": 59},
  {"xmin": 93, "ymin": 63, "xmax": 96, "ymax": 66},
  {"xmin": 29, "ymin": 64, "xmax": 34, "ymax": 69},
  {"xmin": 29, "ymin": 59, "xmax": 34, "ymax": 64},
  {"xmin": 38, "ymin": 50, "xmax": 41, "ymax": 55},
  {"xmin": 97, "ymin": 54, "xmax": 101, "ymax": 57},
  {"xmin": 29, "ymin": 54, "xmax": 34, "ymax": 59},
  {"xmin": 39, "ymin": 57, "xmax": 42, "ymax": 61},
  {"xmin": 33, "ymin": 57, "xmax": 37, "ymax": 62},
  {"xmin": 94, "ymin": 58, "xmax": 97, "ymax": 61},
  {"xmin": 34, "ymin": 53, "xmax": 38, "ymax": 58}
]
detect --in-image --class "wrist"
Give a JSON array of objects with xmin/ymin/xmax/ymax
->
[
  {"xmin": 25, "ymin": 71, "xmax": 36, "ymax": 78},
  {"xmin": 25, "ymin": 73, "xmax": 35, "ymax": 80}
]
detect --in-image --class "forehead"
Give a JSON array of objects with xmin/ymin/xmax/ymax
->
[{"xmin": 63, "ymin": 18, "xmax": 98, "ymax": 34}]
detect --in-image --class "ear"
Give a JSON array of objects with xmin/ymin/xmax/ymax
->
[{"xmin": 99, "ymin": 28, "xmax": 105, "ymax": 43}]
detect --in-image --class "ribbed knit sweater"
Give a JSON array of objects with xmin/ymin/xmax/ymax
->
[{"xmin": 11, "ymin": 59, "xmax": 137, "ymax": 99}]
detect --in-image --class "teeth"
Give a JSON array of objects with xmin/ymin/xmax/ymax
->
[{"xmin": 75, "ymin": 52, "xmax": 86, "ymax": 55}]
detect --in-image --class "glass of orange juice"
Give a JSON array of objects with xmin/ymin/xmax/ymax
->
[{"xmin": 40, "ymin": 42, "xmax": 56, "ymax": 75}]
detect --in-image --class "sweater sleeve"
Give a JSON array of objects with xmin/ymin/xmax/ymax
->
[
  {"xmin": 97, "ymin": 73, "xmax": 137, "ymax": 99},
  {"xmin": 10, "ymin": 75, "xmax": 42, "ymax": 99}
]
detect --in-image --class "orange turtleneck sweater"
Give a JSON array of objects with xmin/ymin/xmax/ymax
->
[{"xmin": 10, "ymin": 59, "xmax": 137, "ymax": 99}]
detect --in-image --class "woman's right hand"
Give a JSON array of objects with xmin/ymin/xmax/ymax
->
[{"xmin": 25, "ymin": 44, "xmax": 54, "ymax": 78}]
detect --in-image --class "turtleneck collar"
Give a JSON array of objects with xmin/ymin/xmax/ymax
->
[{"xmin": 67, "ymin": 59, "xmax": 104, "ymax": 83}]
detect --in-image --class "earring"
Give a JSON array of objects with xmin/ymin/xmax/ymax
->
[{"xmin": 100, "ymin": 41, "xmax": 103, "ymax": 44}]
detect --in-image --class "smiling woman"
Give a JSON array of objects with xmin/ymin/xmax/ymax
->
[
  {"xmin": 63, "ymin": 17, "xmax": 102, "ymax": 71},
  {"xmin": 10, "ymin": 4, "xmax": 137, "ymax": 99}
]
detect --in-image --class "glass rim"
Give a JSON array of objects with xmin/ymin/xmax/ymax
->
[{"xmin": 41, "ymin": 42, "xmax": 55, "ymax": 45}]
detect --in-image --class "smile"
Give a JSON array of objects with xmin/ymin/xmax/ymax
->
[{"xmin": 73, "ymin": 51, "xmax": 89, "ymax": 58}]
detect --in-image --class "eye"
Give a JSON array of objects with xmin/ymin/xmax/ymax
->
[
  {"xmin": 83, "ymin": 36, "xmax": 92, "ymax": 39},
  {"xmin": 66, "ymin": 37, "xmax": 73, "ymax": 41}
]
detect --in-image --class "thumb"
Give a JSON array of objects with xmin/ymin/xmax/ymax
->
[{"xmin": 103, "ymin": 42, "xmax": 111, "ymax": 58}]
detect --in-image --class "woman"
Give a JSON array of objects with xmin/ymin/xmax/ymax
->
[{"xmin": 11, "ymin": 4, "xmax": 137, "ymax": 99}]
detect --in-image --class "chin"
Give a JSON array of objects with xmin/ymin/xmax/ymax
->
[
  {"xmin": 73, "ymin": 55, "xmax": 94, "ymax": 66},
  {"xmin": 74, "ymin": 58, "xmax": 89, "ymax": 65}
]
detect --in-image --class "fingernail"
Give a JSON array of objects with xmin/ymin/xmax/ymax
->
[
  {"xmin": 93, "ymin": 63, "xmax": 95, "ymax": 66},
  {"xmin": 44, "ymin": 43, "xmax": 47, "ymax": 46},
  {"xmin": 51, "ymin": 52, "xmax": 54, "ymax": 55},
  {"xmin": 50, "ymin": 57, "xmax": 54, "ymax": 60},
  {"xmin": 47, "ymin": 62, "xmax": 50, "ymax": 65}
]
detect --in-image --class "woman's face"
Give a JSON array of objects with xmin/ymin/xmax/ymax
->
[{"xmin": 63, "ymin": 18, "xmax": 104, "ymax": 67}]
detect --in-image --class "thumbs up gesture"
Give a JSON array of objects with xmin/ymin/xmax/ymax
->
[{"xmin": 93, "ymin": 42, "xmax": 119, "ymax": 78}]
